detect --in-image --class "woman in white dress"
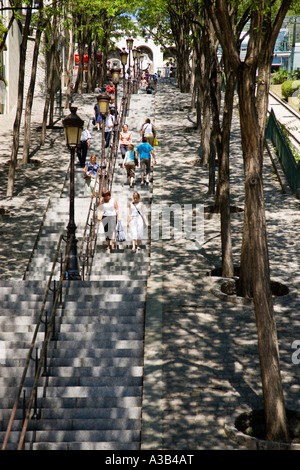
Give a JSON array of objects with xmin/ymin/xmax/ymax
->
[
  {"xmin": 99, "ymin": 189, "xmax": 120, "ymax": 251},
  {"xmin": 127, "ymin": 193, "xmax": 148, "ymax": 252}
]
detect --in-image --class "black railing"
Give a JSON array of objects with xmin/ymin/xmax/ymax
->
[{"xmin": 2, "ymin": 234, "xmax": 73, "ymax": 450}]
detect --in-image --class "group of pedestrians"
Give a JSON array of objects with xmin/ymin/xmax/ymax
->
[
  {"xmin": 80, "ymin": 106, "xmax": 157, "ymax": 252},
  {"xmin": 98, "ymin": 189, "xmax": 148, "ymax": 253},
  {"xmin": 120, "ymin": 118, "xmax": 157, "ymax": 188},
  {"xmin": 98, "ymin": 116, "xmax": 157, "ymax": 252}
]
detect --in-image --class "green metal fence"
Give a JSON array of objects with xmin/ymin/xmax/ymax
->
[{"xmin": 265, "ymin": 108, "xmax": 300, "ymax": 193}]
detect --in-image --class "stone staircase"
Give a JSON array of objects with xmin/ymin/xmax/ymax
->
[{"xmin": 0, "ymin": 90, "xmax": 155, "ymax": 450}]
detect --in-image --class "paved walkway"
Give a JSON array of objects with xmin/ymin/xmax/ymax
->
[
  {"xmin": 142, "ymin": 80, "xmax": 300, "ymax": 449},
  {"xmin": 1, "ymin": 80, "xmax": 300, "ymax": 450}
]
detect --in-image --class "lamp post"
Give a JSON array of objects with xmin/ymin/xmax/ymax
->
[
  {"xmin": 132, "ymin": 47, "xmax": 138, "ymax": 93},
  {"xmin": 62, "ymin": 107, "xmax": 84, "ymax": 280},
  {"xmin": 140, "ymin": 54, "xmax": 144, "ymax": 77},
  {"xmin": 136, "ymin": 48, "xmax": 141, "ymax": 84},
  {"xmin": 98, "ymin": 93, "xmax": 111, "ymax": 186},
  {"xmin": 120, "ymin": 48, "xmax": 128, "ymax": 95},
  {"xmin": 111, "ymin": 66, "xmax": 121, "ymax": 123},
  {"xmin": 126, "ymin": 37, "xmax": 134, "ymax": 92}
]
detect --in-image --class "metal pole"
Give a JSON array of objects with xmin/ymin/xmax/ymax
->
[{"xmin": 66, "ymin": 146, "xmax": 81, "ymax": 279}]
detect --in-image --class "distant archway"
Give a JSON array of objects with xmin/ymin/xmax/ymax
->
[{"xmin": 138, "ymin": 45, "xmax": 154, "ymax": 73}]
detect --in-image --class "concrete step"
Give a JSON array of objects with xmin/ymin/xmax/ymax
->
[
  {"xmin": 0, "ymin": 406, "xmax": 140, "ymax": 422},
  {"xmin": 30, "ymin": 442, "xmax": 140, "ymax": 450},
  {"xmin": 0, "ymin": 92, "xmax": 152, "ymax": 451},
  {"xmin": 43, "ymin": 353, "xmax": 143, "ymax": 368},
  {"xmin": 0, "ymin": 429, "xmax": 140, "ymax": 446}
]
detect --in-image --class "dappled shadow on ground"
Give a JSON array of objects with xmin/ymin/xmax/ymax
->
[
  {"xmin": 0, "ymin": 93, "xmax": 98, "ymax": 279},
  {"xmin": 148, "ymin": 80, "xmax": 300, "ymax": 449},
  {"xmin": 0, "ymin": 118, "xmax": 68, "ymax": 279}
]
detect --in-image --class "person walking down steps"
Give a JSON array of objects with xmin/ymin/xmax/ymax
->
[
  {"xmin": 140, "ymin": 118, "xmax": 156, "ymax": 146},
  {"xmin": 83, "ymin": 154, "xmax": 100, "ymax": 197},
  {"xmin": 76, "ymin": 127, "xmax": 91, "ymax": 168},
  {"xmin": 136, "ymin": 135, "xmax": 156, "ymax": 186},
  {"xmin": 123, "ymin": 144, "xmax": 137, "ymax": 188},
  {"xmin": 118, "ymin": 123, "xmax": 132, "ymax": 164},
  {"xmin": 99, "ymin": 189, "xmax": 120, "ymax": 252},
  {"xmin": 127, "ymin": 192, "xmax": 148, "ymax": 252}
]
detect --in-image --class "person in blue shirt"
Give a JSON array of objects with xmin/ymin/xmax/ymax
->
[
  {"xmin": 136, "ymin": 136, "xmax": 157, "ymax": 185},
  {"xmin": 123, "ymin": 144, "xmax": 137, "ymax": 188},
  {"xmin": 93, "ymin": 97, "xmax": 103, "ymax": 131},
  {"xmin": 83, "ymin": 154, "xmax": 100, "ymax": 196}
]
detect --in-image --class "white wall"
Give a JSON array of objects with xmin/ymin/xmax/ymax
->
[
  {"xmin": 4, "ymin": 12, "xmax": 22, "ymax": 113},
  {"xmin": 116, "ymin": 36, "xmax": 165, "ymax": 73}
]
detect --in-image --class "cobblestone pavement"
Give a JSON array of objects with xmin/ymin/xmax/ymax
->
[
  {"xmin": 141, "ymin": 80, "xmax": 300, "ymax": 450},
  {"xmin": 0, "ymin": 92, "xmax": 95, "ymax": 279},
  {"xmin": 1, "ymin": 80, "xmax": 300, "ymax": 450}
]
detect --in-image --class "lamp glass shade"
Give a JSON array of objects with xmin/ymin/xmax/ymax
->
[
  {"xmin": 126, "ymin": 37, "xmax": 134, "ymax": 50},
  {"xmin": 62, "ymin": 107, "xmax": 84, "ymax": 147},
  {"xmin": 111, "ymin": 67, "xmax": 121, "ymax": 84},
  {"xmin": 120, "ymin": 48, "xmax": 128, "ymax": 65},
  {"xmin": 132, "ymin": 48, "xmax": 138, "ymax": 59},
  {"xmin": 98, "ymin": 93, "xmax": 111, "ymax": 115},
  {"xmin": 64, "ymin": 126, "xmax": 82, "ymax": 147}
]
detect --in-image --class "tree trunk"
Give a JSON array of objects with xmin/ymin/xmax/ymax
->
[
  {"xmin": 238, "ymin": 69, "xmax": 289, "ymax": 443},
  {"xmin": 191, "ymin": 24, "xmax": 202, "ymax": 130},
  {"xmin": 22, "ymin": 7, "xmax": 44, "ymax": 164},
  {"xmin": 169, "ymin": 10, "xmax": 191, "ymax": 93},
  {"xmin": 6, "ymin": 1, "xmax": 32, "ymax": 197},
  {"xmin": 92, "ymin": 36, "xmax": 99, "ymax": 90},
  {"xmin": 40, "ymin": 39, "xmax": 55, "ymax": 146},
  {"xmin": 207, "ymin": 24, "xmax": 221, "ymax": 195},
  {"xmin": 87, "ymin": 38, "xmax": 93, "ymax": 93},
  {"xmin": 176, "ymin": 47, "xmax": 190, "ymax": 92},
  {"xmin": 215, "ymin": 68, "xmax": 235, "ymax": 278},
  {"xmin": 200, "ymin": 78, "xmax": 210, "ymax": 166},
  {"xmin": 73, "ymin": 24, "xmax": 85, "ymax": 94},
  {"xmin": 64, "ymin": 28, "xmax": 75, "ymax": 109},
  {"xmin": 202, "ymin": 0, "xmax": 291, "ymax": 444}
]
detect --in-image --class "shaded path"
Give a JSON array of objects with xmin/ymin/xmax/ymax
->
[{"xmin": 141, "ymin": 79, "xmax": 300, "ymax": 450}]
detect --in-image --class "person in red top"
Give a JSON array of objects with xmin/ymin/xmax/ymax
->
[{"xmin": 106, "ymin": 81, "xmax": 115, "ymax": 95}]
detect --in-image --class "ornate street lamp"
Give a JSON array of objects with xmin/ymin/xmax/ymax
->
[
  {"xmin": 126, "ymin": 37, "xmax": 134, "ymax": 52},
  {"xmin": 98, "ymin": 92, "xmax": 110, "ymax": 116},
  {"xmin": 111, "ymin": 66, "xmax": 121, "ymax": 85},
  {"xmin": 97, "ymin": 93, "xmax": 111, "ymax": 182},
  {"xmin": 120, "ymin": 48, "xmax": 128, "ymax": 95},
  {"xmin": 120, "ymin": 48, "xmax": 128, "ymax": 67},
  {"xmin": 132, "ymin": 47, "xmax": 138, "ymax": 93},
  {"xmin": 140, "ymin": 54, "xmax": 144, "ymax": 74},
  {"xmin": 62, "ymin": 107, "xmax": 84, "ymax": 280},
  {"xmin": 126, "ymin": 37, "xmax": 134, "ymax": 91},
  {"xmin": 111, "ymin": 66, "xmax": 121, "ymax": 123}
]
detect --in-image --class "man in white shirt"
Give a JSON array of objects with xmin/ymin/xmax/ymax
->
[
  {"xmin": 104, "ymin": 110, "xmax": 115, "ymax": 148},
  {"xmin": 77, "ymin": 128, "xmax": 91, "ymax": 167}
]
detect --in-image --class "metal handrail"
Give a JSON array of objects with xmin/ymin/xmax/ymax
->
[
  {"xmin": 78, "ymin": 93, "xmax": 130, "ymax": 278},
  {"xmin": 16, "ymin": 237, "xmax": 73, "ymax": 450},
  {"xmin": 23, "ymin": 197, "xmax": 52, "ymax": 280},
  {"xmin": 1, "ymin": 233, "xmax": 72, "ymax": 450}
]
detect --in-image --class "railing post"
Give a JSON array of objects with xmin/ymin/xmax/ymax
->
[
  {"xmin": 22, "ymin": 390, "xmax": 26, "ymax": 450},
  {"xmin": 31, "ymin": 348, "xmax": 40, "ymax": 420},
  {"xmin": 42, "ymin": 311, "xmax": 49, "ymax": 377}
]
